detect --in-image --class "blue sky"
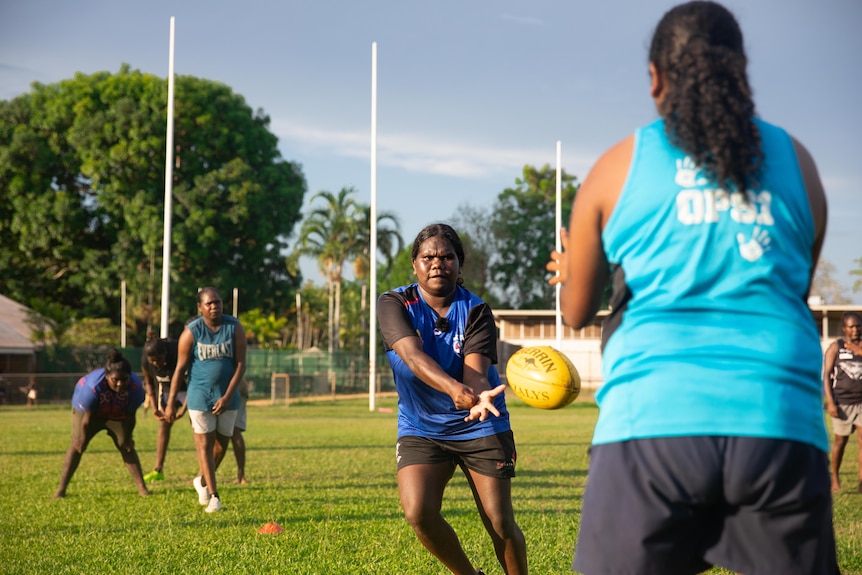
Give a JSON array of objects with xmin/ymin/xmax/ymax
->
[{"xmin": 2, "ymin": 0, "xmax": 860, "ymax": 302}]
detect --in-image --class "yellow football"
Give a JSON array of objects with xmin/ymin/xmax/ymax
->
[{"xmin": 505, "ymin": 346, "xmax": 580, "ymax": 409}]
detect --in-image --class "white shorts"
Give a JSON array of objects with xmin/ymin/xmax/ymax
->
[
  {"xmin": 234, "ymin": 398, "xmax": 247, "ymax": 432},
  {"xmin": 189, "ymin": 409, "xmax": 237, "ymax": 436},
  {"xmin": 832, "ymin": 403, "xmax": 862, "ymax": 436}
]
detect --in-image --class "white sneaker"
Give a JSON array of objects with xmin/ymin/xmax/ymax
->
[
  {"xmin": 205, "ymin": 495, "xmax": 222, "ymax": 513},
  {"xmin": 193, "ymin": 476, "xmax": 210, "ymax": 506}
]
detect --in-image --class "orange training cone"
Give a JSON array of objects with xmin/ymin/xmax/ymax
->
[{"xmin": 258, "ymin": 522, "xmax": 284, "ymax": 534}]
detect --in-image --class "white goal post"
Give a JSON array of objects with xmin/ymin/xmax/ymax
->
[{"xmin": 270, "ymin": 372, "xmax": 290, "ymax": 406}]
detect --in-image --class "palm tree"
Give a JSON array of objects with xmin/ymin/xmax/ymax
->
[
  {"xmin": 352, "ymin": 206, "xmax": 404, "ymax": 283},
  {"xmin": 352, "ymin": 206, "xmax": 404, "ymax": 349},
  {"xmin": 294, "ymin": 187, "xmax": 363, "ymax": 353}
]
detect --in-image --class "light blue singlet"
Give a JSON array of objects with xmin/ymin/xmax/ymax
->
[{"xmin": 596, "ymin": 118, "xmax": 828, "ymax": 452}]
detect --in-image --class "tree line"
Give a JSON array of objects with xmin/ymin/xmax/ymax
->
[
  {"xmin": 6, "ymin": 67, "xmax": 856, "ymax": 354},
  {"xmin": 0, "ymin": 66, "xmax": 581, "ymax": 353}
]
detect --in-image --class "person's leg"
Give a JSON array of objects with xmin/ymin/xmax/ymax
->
[
  {"xmin": 106, "ymin": 420, "xmax": 150, "ymax": 496},
  {"xmin": 212, "ymin": 432, "xmax": 230, "ymax": 470},
  {"xmin": 150, "ymin": 419, "xmax": 171, "ymax": 476},
  {"xmin": 189, "ymin": 410, "xmax": 217, "ymax": 505},
  {"xmin": 855, "ymin": 424, "xmax": 862, "ymax": 493},
  {"xmin": 53, "ymin": 411, "xmax": 98, "ymax": 498},
  {"xmin": 464, "ymin": 470, "xmax": 527, "ymax": 575},
  {"xmin": 195, "ymin": 431, "xmax": 217, "ymax": 492},
  {"xmin": 122, "ymin": 451, "xmax": 150, "ymax": 496},
  {"xmin": 231, "ymin": 427, "xmax": 247, "ymax": 484},
  {"xmin": 232, "ymin": 399, "xmax": 248, "ymax": 484},
  {"xmin": 208, "ymin": 409, "xmax": 237, "ymax": 475},
  {"xmin": 54, "ymin": 444, "xmax": 84, "ymax": 498},
  {"xmin": 830, "ymin": 433, "xmax": 849, "ymax": 492},
  {"xmin": 398, "ymin": 462, "xmax": 479, "ymax": 575}
]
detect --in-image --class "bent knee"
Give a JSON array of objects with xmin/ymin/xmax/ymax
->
[
  {"xmin": 401, "ymin": 499, "xmax": 442, "ymax": 530},
  {"xmin": 486, "ymin": 512, "xmax": 520, "ymax": 539}
]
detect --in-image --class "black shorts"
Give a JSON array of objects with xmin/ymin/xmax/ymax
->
[
  {"xmin": 396, "ymin": 431, "xmax": 517, "ymax": 479},
  {"xmin": 573, "ymin": 436, "xmax": 838, "ymax": 575}
]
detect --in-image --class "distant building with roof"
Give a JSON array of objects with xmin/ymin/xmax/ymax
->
[{"xmin": 0, "ymin": 294, "xmax": 40, "ymax": 403}]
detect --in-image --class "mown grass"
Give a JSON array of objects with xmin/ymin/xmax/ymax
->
[{"xmin": 0, "ymin": 396, "xmax": 859, "ymax": 574}]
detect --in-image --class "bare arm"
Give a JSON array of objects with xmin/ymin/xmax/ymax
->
[
  {"xmin": 391, "ymin": 335, "xmax": 478, "ymax": 410},
  {"xmin": 121, "ymin": 410, "xmax": 137, "ymax": 452},
  {"xmin": 164, "ymin": 327, "xmax": 193, "ymax": 422},
  {"xmin": 213, "ymin": 322, "xmax": 248, "ymax": 415},
  {"xmin": 140, "ymin": 364, "xmax": 161, "ymax": 419},
  {"xmin": 462, "ymin": 352, "xmax": 492, "ymax": 394},
  {"xmin": 823, "ymin": 341, "xmax": 839, "ymax": 417},
  {"xmin": 549, "ymin": 136, "xmax": 632, "ymax": 328}
]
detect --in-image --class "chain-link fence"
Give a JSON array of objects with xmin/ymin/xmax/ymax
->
[{"xmin": 2, "ymin": 347, "xmax": 396, "ymax": 405}]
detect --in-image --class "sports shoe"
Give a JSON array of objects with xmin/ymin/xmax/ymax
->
[
  {"xmin": 193, "ymin": 476, "xmax": 210, "ymax": 506},
  {"xmin": 143, "ymin": 470, "xmax": 165, "ymax": 483},
  {"xmin": 205, "ymin": 495, "xmax": 222, "ymax": 513}
]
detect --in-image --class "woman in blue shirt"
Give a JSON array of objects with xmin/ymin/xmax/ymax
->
[
  {"xmin": 53, "ymin": 349, "xmax": 148, "ymax": 498},
  {"xmin": 378, "ymin": 223, "xmax": 527, "ymax": 575}
]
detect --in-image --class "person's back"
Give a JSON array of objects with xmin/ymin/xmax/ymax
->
[
  {"xmin": 548, "ymin": 2, "xmax": 837, "ymax": 573},
  {"xmin": 596, "ymin": 116, "xmax": 827, "ymax": 450}
]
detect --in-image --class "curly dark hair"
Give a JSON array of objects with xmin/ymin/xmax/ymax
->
[
  {"xmin": 411, "ymin": 223, "xmax": 465, "ymax": 286},
  {"xmin": 104, "ymin": 349, "xmax": 132, "ymax": 378},
  {"xmin": 650, "ymin": 1, "xmax": 762, "ymax": 192}
]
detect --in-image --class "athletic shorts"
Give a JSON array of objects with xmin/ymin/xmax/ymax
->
[
  {"xmin": 396, "ymin": 431, "xmax": 516, "ymax": 478},
  {"xmin": 189, "ymin": 409, "xmax": 237, "ymax": 436},
  {"xmin": 70, "ymin": 408, "xmax": 130, "ymax": 449},
  {"xmin": 573, "ymin": 436, "xmax": 838, "ymax": 575},
  {"xmin": 234, "ymin": 398, "xmax": 247, "ymax": 431},
  {"xmin": 831, "ymin": 402, "xmax": 862, "ymax": 436},
  {"xmin": 159, "ymin": 390, "xmax": 187, "ymax": 412}
]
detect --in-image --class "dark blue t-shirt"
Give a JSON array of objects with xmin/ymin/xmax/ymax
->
[{"xmin": 378, "ymin": 284, "xmax": 509, "ymax": 440}]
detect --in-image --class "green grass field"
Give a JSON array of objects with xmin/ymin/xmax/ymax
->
[{"xmin": 1, "ymin": 396, "xmax": 860, "ymax": 574}]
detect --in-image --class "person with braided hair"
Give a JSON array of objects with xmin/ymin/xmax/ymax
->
[
  {"xmin": 547, "ymin": 2, "xmax": 838, "ymax": 573},
  {"xmin": 53, "ymin": 349, "xmax": 149, "ymax": 498}
]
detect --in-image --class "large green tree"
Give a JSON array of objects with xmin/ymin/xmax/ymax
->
[
  {"xmin": 0, "ymin": 65, "xmax": 306, "ymax": 339},
  {"xmin": 377, "ymin": 247, "xmax": 416, "ymax": 297},
  {"xmin": 451, "ymin": 204, "xmax": 502, "ymax": 307},
  {"xmin": 488, "ymin": 165, "xmax": 579, "ymax": 309},
  {"xmin": 350, "ymin": 206, "xmax": 403, "ymax": 353}
]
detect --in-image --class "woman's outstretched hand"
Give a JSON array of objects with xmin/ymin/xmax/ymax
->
[
  {"xmin": 546, "ymin": 227, "xmax": 569, "ymax": 286},
  {"xmin": 464, "ymin": 384, "xmax": 507, "ymax": 422}
]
